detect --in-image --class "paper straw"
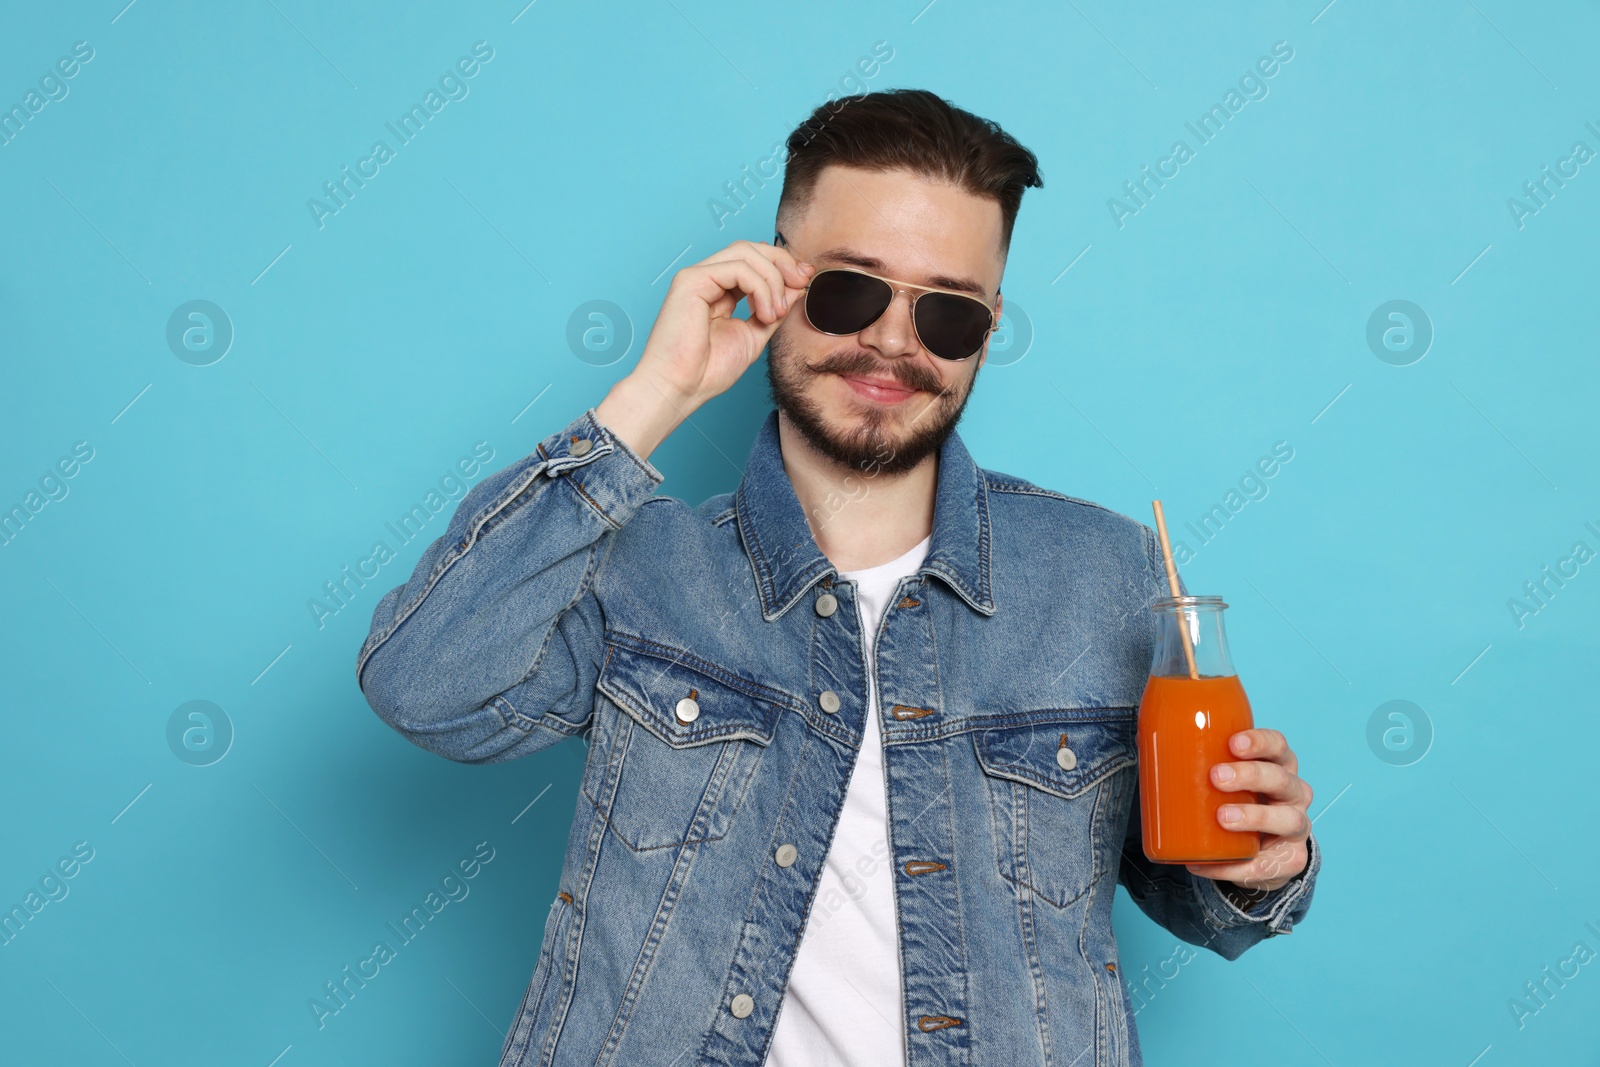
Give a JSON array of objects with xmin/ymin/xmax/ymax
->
[{"xmin": 1151, "ymin": 500, "xmax": 1200, "ymax": 680}]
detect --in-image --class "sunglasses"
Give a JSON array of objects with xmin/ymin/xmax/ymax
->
[{"xmin": 773, "ymin": 230, "xmax": 999, "ymax": 361}]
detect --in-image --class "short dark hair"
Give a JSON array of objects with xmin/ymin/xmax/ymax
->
[{"xmin": 776, "ymin": 88, "xmax": 1043, "ymax": 257}]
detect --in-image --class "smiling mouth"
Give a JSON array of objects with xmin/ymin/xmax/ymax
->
[{"xmin": 839, "ymin": 373, "xmax": 918, "ymax": 404}]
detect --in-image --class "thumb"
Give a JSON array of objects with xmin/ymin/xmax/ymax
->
[{"xmin": 739, "ymin": 309, "xmax": 786, "ymax": 364}]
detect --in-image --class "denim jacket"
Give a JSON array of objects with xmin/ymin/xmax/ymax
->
[{"xmin": 357, "ymin": 406, "xmax": 1320, "ymax": 1067}]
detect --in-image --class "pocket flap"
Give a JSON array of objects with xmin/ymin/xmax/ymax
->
[
  {"xmin": 973, "ymin": 710, "xmax": 1136, "ymax": 800},
  {"xmin": 596, "ymin": 638, "xmax": 794, "ymax": 749}
]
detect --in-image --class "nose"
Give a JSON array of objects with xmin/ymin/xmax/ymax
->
[{"xmin": 857, "ymin": 287, "xmax": 922, "ymax": 361}]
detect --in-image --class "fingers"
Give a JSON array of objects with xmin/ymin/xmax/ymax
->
[
  {"xmin": 746, "ymin": 238, "xmax": 814, "ymax": 292},
  {"xmin": 1211, "ymin": 759, "xmax": 1311, "ymax": 806},
  {"xmin": 689, "ymin": 240, "xmax": 813, "ymax": 324},
  {"xmin": 732, "ymin": 241, "xmax": 792, "ymax": 320},
  {"xmin": 1216, "ymin": 799, "xmax": 1311, "ymax": 839},
  {"xmin": 691, "ymin": 257, "xmax": 788, "ymax": 324},
  {"xmin": 1186, "ymin": 837, "xmax": 1308, "ymax": 892},
  {"xmin": 1228, "ymin": 728, "xmax": 1297, "ymax": 773},
  {"xmin": 1190, "ymin": 727, "xmax": 1314, "ymax": 895}
]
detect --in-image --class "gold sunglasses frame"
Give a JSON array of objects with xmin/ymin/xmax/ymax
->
[{"xmin": 774, "ymin": 231, "xmax": 1000, "ymax": 361}]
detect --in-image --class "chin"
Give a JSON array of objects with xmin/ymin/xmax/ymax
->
[
  {"xmin": 766, "ymin": 335, "xmax": 966, "ymax": 475},
  {"xmin": 819, "ymin": 395, "xmax": 902, "ymax": 439}
]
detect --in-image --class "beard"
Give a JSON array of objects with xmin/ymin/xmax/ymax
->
[{"xmin": 764, "ymin": 325, "xmax": 977, "ymax": 477}]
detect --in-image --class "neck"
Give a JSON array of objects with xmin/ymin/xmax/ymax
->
[{"xmin": 776, "ymin": 409, "xmax": 937, "ymax": 573}]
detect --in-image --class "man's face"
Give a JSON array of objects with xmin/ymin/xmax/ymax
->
[{"xmin": 766, "ymin": 164, "xmax": 1006, "ymax": 477}]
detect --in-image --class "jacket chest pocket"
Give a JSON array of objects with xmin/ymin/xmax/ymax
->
[
  {"xmin": 584, "ymin": 639, "xmax": 790, "ymax": 853},
  {"xmin": 974, "ymin": 710, "xmax": 1137, "ymax": 909}
]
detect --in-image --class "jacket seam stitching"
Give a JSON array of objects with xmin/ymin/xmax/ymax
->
[
  {"xmin": 716, "ymin": 729, "xmax": 817, "ymax": 1066},
  {"xmin": 588, "ymin": 409, "xmax": 667, "ymax": 486},
  {"xmin": 355, "ymin": 456, "xmax": 549, "ymax": 683},
  {"xmin": 512, "ymin": 542, "xmax": 603, "ymax": 712},
  {"xmin": 1015, "ymin": 857, "xmax": 1055, "ymax": 1065},
  {"xmin": 938, "ymin": 735, "xmax": 975, "ymax": 1064},
  {"xmin": 984, "ymin": 480, "xmax": 1072, "ymax": 502},
  {"xmin": 604, "ymin": 632, "xmax": 807, "ymax": 713},
  {"xmin": 735, "ymin": 489, "xmax": 779, "ymax": 615},
  {"xmin": 890, "ymin": 706, "xmax": 1137, "ymax": 745},
  {"xmin": 986, "ymin": 475, "xmax": 1137, "ymax": 522},
  {"xmin": 536, "ymin": 695, "xmax": 617, "ymax": 1066},
  {"xmin": 977, "ymin": 754, "xmax": 1137, "ymax": 803},
  {"xmin": 568, "ymin": 477, "xmax": 624, "ymax": 530},
  {"xmin": 594, "ymin": 810, "xmax": 712, "ymax": 1065},
  {"xmin": 584, "ymin": 722, "xmax": 750, "ymax": 853},
  {"xmin": 976, "ymin": 476, "xmax": 992, "ymax": 607},
  {"xmin": 511, "ymin": 898, "xmax": 572, "ymax": 1061}
]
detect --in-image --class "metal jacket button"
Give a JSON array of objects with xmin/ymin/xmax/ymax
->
[
  {"xmin": 818, "ymin": 690, "xmax": 840, "ymax": 714},
  {"xmin": 1056, "ymin": 745, "xmax": 1077, "ymax": 771},
  {"xmin": 815, "ymin": 593, "xmax": 838, "ymax": 617},
  {"xmin": 730, "ymin": 993, "xmax": 754, "ymax": 1018},
  {"xmin": 569, "ymin": 438, "xmax": 593, "ymax": 456},
  {"xmin": 775, "ymin": 844, "xmax": 798, "ymax": 868},
  {"xmin": 675, "ymin": 697, "xmax": 700, "ymax": 724}
]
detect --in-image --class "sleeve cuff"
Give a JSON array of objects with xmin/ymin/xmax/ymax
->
[
  {"xmin": 531, "ymin": 407, "xmax": 665, "ymax": 527},
  {"xmin": 1198, "ymin": 831, "xmax": 1321, "ymax": 936}
]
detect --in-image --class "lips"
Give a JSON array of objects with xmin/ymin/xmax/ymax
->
[{"xmin": 840, "ymin": 373, "xmax": 917, "ymax": 404}]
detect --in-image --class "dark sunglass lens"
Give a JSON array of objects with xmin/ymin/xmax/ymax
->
[
  {"xmin": 915, "ymin": 293, "xmax": 992, "ymax": 360},
  {"xmin": 805, "ymin": 270, "xmax": 892, "ymax": 335}
]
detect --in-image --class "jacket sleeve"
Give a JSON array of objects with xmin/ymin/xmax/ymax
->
[
  {"xmin": 1119, "ymin": 791, "xmax": 1321, "ymax": 961},
  {"xmin": 1115, "ymin": 524, "xmax": 1322, "ymax": 960},
  {"xmin": 355, "ymin": 407, "xmax": 664, "ymax": 764}
]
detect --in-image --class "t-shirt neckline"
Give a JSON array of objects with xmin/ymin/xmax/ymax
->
[{"xmin": 838, "ymin": 533, "xmax": 933, "ymax": 581}]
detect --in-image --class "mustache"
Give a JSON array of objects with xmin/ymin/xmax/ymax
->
[{"xmin": 808, "ymin": 350, "xmax": 944, "ymax": 395}]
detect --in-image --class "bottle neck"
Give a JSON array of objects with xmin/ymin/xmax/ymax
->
[{"xmin": 1150, "ymin": 605, "xmax": 1236, "ymax": 678}]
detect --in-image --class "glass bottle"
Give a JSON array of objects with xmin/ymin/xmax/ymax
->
[{"xmin": 1138, "ymin": 596, "xmax": 1260, "ymax": 863}]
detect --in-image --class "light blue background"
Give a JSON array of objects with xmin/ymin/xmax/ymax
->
[{"xmin": 3, "ymin": 1, "xmax": 1596, "ymax": 1064}]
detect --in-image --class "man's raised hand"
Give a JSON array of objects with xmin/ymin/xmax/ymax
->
[{"xmin": 596, "ymin": 239, "xmax": 812, "ymax": 460}]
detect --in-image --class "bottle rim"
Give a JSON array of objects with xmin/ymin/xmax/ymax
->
[{"xmin": 1151, "ymin": 595, "xmax": 1228, "ymax": 610}]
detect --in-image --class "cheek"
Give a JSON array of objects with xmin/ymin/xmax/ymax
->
[{"xmin": 942, "ymin": 368, "xmax": 976, "ymax": 397}]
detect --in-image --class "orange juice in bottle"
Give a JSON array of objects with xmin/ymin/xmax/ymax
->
[{"xmin": 1138, "ymin": 596, "xmax": 1260, "ymax": 863}]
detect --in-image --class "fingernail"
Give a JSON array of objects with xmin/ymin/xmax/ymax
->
[
  {"xmin": 1220, "ymin": 805, "xmax": 1242, "ymax": 824},
  {"xmin": 801, "ymin": 263, "xmax": 815, "ymax": 274},
  {"xmin": 1231, "ymin": 735, "xmax": 1249, "ymax": 755},
  {"xmin": 1213, "ymin": 765, "xmax": 1234, "ymax": 784}
]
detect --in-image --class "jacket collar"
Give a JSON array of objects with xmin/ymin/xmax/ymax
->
[{"xmin": 734, "ymin": 409, "xmax": 996, "ymax": 621}]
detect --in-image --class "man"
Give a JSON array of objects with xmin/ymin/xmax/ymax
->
[{"xmin": 357, "ymin": 88, "xmax": 1320, "ymax": 1067}]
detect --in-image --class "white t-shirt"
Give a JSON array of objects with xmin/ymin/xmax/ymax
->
[{"xmin": 769, "ymin": 534, "xmax": 932, "ymax": 1067}]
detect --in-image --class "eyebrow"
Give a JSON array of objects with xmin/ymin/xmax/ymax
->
[{"xmin": 810, "ymin": 246, "xmax": 991, "ymax": 301}]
